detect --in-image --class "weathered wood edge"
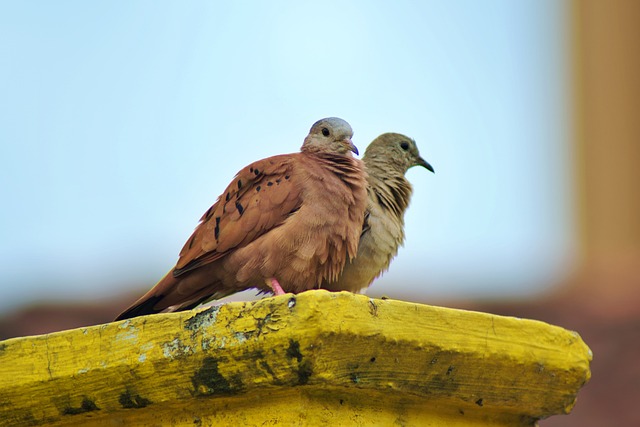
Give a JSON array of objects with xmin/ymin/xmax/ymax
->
[{"xmin": 0, "ymin": 290, "xmax": 592, "ymax": 426}]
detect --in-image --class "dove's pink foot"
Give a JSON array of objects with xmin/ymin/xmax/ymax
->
[{"xmin": 267, "ymin": 278, "xmax": 286, "ymax": 296}]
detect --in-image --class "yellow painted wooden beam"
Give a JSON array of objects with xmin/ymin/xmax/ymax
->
[{"xmin": 0, "ymin": 291, "xmax": 591, "ymax": 426}]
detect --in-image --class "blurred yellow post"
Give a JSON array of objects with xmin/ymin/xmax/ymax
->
[
  {"xmin": 0, "ymin": 291, "xmax": 590, "ymax": 426},
  {"xmin": 572, "ymin": 0, "xmax": 640, "ymax": 261},
  {"xmin": 568, "ymin": 0, "xmax": 640, "ymax": 310}
]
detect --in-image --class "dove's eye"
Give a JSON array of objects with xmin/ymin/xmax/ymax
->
[
  {"xmin": 321, "ymin": 128, "xmax": 330, "ymax": 137},
  {"xmin": 400, "ymin": 141, "xmax": 410, "ymax": 150}
]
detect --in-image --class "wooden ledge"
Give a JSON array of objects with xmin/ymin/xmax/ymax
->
[{"xmin": 0, "ymin": 290, "xmax": 591, "ymax": 426}]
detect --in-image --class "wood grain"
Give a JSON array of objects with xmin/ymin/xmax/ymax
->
[{"xmin": 0, "ymin": 291, "xmax": 591, "ymax": 426}]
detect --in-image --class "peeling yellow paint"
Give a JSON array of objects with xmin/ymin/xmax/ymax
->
[{"xmin": 0, "ymin": 290, "xmax": 591, "ymax": 426}]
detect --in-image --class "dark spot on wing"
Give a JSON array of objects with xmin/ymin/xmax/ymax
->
[
  {"xmin": 214, "ymin": 217, "xmax": 220, "ymax": 239},
  {"xmin": 204, "ymin": 205, "xmax": 215, "ymax": 220},
  {"xmin": 235, "ymin": 201, "xmax": 244, "ymax": 216}
]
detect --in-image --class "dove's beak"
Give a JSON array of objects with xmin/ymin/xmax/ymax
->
[
  {"xmin": 346, "ymin": 139, "xmax": 359, "ymax": 156},
  {"xmin": 418, "ymin": 157, "xmax": 435, "ymax": 173}
]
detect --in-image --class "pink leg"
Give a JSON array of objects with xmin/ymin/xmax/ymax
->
[{"xmin": 266, "ymin": 278, "xmax": 286, "ymax": 296}]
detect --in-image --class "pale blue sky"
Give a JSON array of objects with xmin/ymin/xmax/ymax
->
[{"xmin": 0, "ymin": 1, "xmax": 573, "ymax": 311}]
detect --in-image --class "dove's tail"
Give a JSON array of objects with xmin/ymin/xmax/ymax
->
[
  {"xmin": 114, "ymin": 267, "xmax": 231, "ymax": 321},
  {"xmin": 114, "ymin": 269, "xmax": 181, "ymax": 321}
]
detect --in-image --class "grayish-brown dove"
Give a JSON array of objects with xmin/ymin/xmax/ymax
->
[
  {"xmin": 116, "ymin": 117, "xmax": 368, "ymax": 320},
  {"xmin": 322, "ymin": 132, "xmax": 434, "ymax": 293}
]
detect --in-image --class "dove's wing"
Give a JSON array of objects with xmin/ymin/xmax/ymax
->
[
  {"xmin": 174, "ymin": 154, "xmax": 303, "ymax": 276},
  {"xmin": 114, "ymin": 154, "xmax": 304, "ymax": 320}
]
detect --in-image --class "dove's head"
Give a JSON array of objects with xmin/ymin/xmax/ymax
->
[
  {"xmin": 302, "ymin": 117, "xmax": 358, "ymax": 156},
  {"xmin": 364, "ymin": 133, "xmax": 434, "ymax": 174}
]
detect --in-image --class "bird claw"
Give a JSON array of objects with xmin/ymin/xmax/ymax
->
[{"xmin": 267, "ymin": 278, "xmax": 286, "ymax": 296}]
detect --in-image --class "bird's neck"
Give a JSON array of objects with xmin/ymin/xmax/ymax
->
[
  {"xmin": 306, "ymin": 151, "xmax": 365, "ymax": 183},
  {"xmin": 367, "ymin": 162, "xmax": 413, "ymax": 218}
]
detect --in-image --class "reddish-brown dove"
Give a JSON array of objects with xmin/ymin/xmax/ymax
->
[
  {"xmin": 322, "ymin": 132, "xmax": 434, "ymax": 293},
  {"xmin": 116, "ymin": 117, "xmax": 368, "ymax": 320}
]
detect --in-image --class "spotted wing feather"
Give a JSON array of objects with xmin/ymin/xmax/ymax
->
[{"xmin": 173, "ymin": 155, "xmax": 302, "ymax": 276}]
